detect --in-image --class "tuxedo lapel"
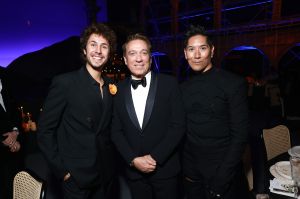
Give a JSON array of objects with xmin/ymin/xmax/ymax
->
[
  {"xmin": 142, "ymin": 72, "xmax": 157, "ymax": 130},
  {"xmin": 1, "ymin": 82, "xmax": 9, "ymax": 112},
  {"xmin": 1, "ymin": 83, "xmax": 13, "ymax": 116},
  {"xmin": 0, "ymin": 104, "xmax": 6, "ymax": 115},
  {"xmin": 0, "ymin": 89, "xmax": 7, "ymax": 112},
  {"xmin": 125, "ymin": 78, "xmax": 142, "ymax": 131}
]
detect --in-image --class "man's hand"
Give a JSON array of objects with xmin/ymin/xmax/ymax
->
[
  {"xmin": 2, "ymin": 131, "xmax": 18, "ymax": 147},
  {"xmin": 9, "ymin": 141, "xmax": 20, "ymax": 152},
  {"xmin": 132, "ymin": 155, "xmax": 156, "ymax": 173},
  {"xmin": 63, "ymin": 172, "xmax": 71, "ymax": 181}
]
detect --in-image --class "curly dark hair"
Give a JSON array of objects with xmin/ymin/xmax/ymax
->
[
  {"xmin": 122, "ymin": 33, "xmax": 152, "ymax": 56},
  {"xmin": 184, "ymin": 25, "xmax": 214, "ymax": 48},
  {"xmin": 80, "ymin": 23, "xmax": 117, "ymax": 62}
]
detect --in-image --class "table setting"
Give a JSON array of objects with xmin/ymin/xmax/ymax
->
[{"xmin": 269, "ymin": 146, "xmax": 300, "ymax": 198}]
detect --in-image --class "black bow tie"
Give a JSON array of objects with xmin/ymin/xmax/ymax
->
[{"xmin": 131, "ymin": 77, "xmax": 147, "ymax": 89}]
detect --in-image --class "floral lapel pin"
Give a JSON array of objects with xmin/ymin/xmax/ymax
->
[{"xmin": 109, "ymin": 83, "xmax": 117, "ymax": 95}]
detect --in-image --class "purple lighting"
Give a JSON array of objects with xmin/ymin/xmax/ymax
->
[{"xmin": 0, "ymin": 0, "xmax": 107, "ymax": 67}]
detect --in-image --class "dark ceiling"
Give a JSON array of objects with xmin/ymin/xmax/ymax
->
[{"xmin": 106, "ymin": 0, "xmax": 300, "ymax": 37}]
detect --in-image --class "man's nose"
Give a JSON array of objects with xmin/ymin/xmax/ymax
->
[
  {"xmin": 95, "ymin": 45, "xmax": 102, "ymax": 53},
  {"xmin": 194, "ymin": 49, "xmax": 201, "ymax": 58},
  {"xmin": 136, "ymin": 53, "xmax": 142, "ymax": 61}
]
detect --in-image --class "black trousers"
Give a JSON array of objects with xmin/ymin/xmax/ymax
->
[
  {"xmin": 0, "ymin": 148, "xmax": 22, "ymax": 199},
  {"xmin": 184, "ymin": 170, "xmax": 250, "ymax": 199},
  {"xmin": 127, "ymin": 176, "xmax": 180, "ymax": 199},
  {"xmin": 62, "ymin": 176, "xmax": 108, "ymax": 199}
]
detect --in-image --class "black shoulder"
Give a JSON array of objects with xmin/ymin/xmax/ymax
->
[
  {"xmin": 50, "ymin": 69, "xmax": 80, "ymax": 90},
  {"xmin": 53, "ymin": 69, "xmax": 78, "ymax": 81},
  {"xmin": 157, "ymin": 73, "xmax": 177, "ymax": 84},
  {"xmin": 216, "ymin": 68, "xmax": 246, "ymax": 85}
]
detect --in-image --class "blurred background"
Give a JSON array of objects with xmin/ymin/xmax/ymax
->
[
  {"xmin": 1, "ymin": 1, "xmax": 300, "ymax": 198},
  {"xmin": 1, "ymin": 0, "xmax": 299, "ymax": 121}
]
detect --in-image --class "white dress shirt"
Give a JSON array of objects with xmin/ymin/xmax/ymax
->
[{"xmin": 131, "ymin": 72, "xmax": 151, "ymax": 128}]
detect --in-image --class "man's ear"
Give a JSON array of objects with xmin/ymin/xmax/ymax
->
[
  {"xmin": 211, "ymin": 46, "xmax": 215, "ymax": 58},
  {"xmin": 184, "ymin": 48, "xmax": 188, "ymax": 59},
  {"xmin": 123, "ymin": 56, "xmax": 128, "ymax": 65}
]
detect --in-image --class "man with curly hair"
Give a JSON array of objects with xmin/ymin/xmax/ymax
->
[{"xmin": 38, "ymin": 23, "xmax": 117, "ymax": 199}]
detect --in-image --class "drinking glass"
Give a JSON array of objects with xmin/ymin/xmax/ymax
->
[{"xmin": 289, "ymin": 146, "xmax": 300, "ymax": 198}]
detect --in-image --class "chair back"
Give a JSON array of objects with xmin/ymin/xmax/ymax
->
[
  {"xmin": 242, "ymin": 144, "xmax": 253, "ymax": 190},
  {"xmin": 263, "ymin": 125, "xmax": 291, "ymax": 160},
  {"xmin": 13, "ymin": 171, "xmax": 44, "ymax": 199}
]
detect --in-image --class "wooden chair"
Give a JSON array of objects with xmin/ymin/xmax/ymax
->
[
  {"xmin": 13, "ymin": 171, "xmax": 45, "ymax": 199},
  {"xmin": 242, "ymin": 144, "xmax": 253, "ymax": 191},
  {"xmin": 262, "ymin": 125, "xmax": 291, "ymax": 161}
]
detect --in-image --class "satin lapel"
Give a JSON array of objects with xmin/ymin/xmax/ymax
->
[
  {"xmin": 0, "ymin": 104, "xmax": 6, "ymax": 113},
  {"xmin": 125, "ymin": 78, "xmax": 142, "ymax": 131},
  {"xmin": 1, "ymin": 91, "xmax": 7, "ymax": 113},
  {"xmin": 1, "ymin": 83, "xmax": 10, "ymax": 113},
  {"xmin": 142, "ymin": 72, "xmax": 157, "ymax": 130}
]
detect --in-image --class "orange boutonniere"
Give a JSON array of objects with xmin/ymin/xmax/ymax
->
[{"xmin": 109, "ymin": 84, "xmax": 117, "ymax": 95}]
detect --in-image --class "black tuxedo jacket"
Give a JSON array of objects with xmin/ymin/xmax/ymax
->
[
  {"xmin": 37, "ymin": 67, "xmax": 115, "ymax": 188},
  {"xmin": 111, "ymin": 72, "xmax": 185, "ymax": 180}
]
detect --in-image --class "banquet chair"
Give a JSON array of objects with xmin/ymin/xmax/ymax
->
[
  {"xmin": 262, "ymin": 124, "xmax": 291, "ymax": 161},
  {"xmin": 13, "ymin": 170, "xmax": 45, "ymax": 199},
  {"xmin": 242, "ymin": 144, "xmax": 253, "ymax": 191}
]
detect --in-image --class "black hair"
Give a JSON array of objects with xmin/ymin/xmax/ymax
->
[
  {"xmin": 184, "ymin": 25, "xmax": 214, "ymax": 48},
  {"xmin": 122, "ymin": 33, "xmax": 151, "ymax": 56}
]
